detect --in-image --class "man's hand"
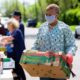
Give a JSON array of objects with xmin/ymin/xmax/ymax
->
[{"xmin": 66, "ymin": 53, "xmax": 73, "ymax": 65}]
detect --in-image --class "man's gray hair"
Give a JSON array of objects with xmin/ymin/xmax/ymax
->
[{"xmin": 46, "ymin": 4, "xmax": 60, "ymax": 14}]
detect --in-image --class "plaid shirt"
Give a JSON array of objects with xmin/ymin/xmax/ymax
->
[{"xmin": 32, "ymin": 21, "xmax": 77, "ymax": 55}]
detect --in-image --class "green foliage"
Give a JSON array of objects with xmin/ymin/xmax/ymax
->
[
  {"xmin": 62, "ymin": 8, "xmax": 80, "ymax": 25},
  {"xmin": 2, "ymin": 0, "xmax": 28, "ymax": 21},
  {"xmin": 70, "ymin": 25, "xmax": 76, "ymax": 31},
  {"xmin": 34, "ymin": 0, "xmax": 80, "ymax": 24},
  {"xmin": 3, "ymin": 0, "xmax": 17, "ymax": 17},
  {"xmin": 26, "ymin": 0, "xmax": 47, "ymax": 22},
  {"xmin": 1, "ymin": 0, "xmax": 80, "ymax": 25},
  {"xmin": 76, "ymin": 11, "xmax": 80, "ymax": 22},
  {"xmin": 36, "ymin": 22, "xmax": 42, "ymax": 28}
]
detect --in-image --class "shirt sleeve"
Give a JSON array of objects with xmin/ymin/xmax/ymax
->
[
  {"xmin": 11, "ymin": 30, "xmax": 20, "ymax": 41},
  {"xmin": 12, "ymin": 31, "xmax": 18, "ymax": 39},
  {"xmin": 32, "ymin": 28, "xmax": 42, "ymax": 50},
  {"xmin": 63, "ymin": 26, "xmax": 77, "ymax": 55}
]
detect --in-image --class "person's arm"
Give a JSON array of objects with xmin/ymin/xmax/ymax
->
[
  {"xmin": 63, "ymin": 26, "xmax": 77, "ymax": 55},
  {"xmin": 1, "ymin": 36, "xmax": 14, "ymax": 46},
  {"xmin": 1, "ymin": 36, "xmax": 14, "ymax": 41}
]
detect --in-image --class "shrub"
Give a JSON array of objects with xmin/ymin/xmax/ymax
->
[{"xmin": 61, "ymin": 8, "xmax": 80, "ymax": 25}]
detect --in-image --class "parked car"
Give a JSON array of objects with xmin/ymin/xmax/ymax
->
[
  {"xmin": 27, "ymin": 18, "xmax": 37, "ymax": 27},
  {"xmin": 75, "ymin": 25, "xmax": 80, "ymax": 38}
]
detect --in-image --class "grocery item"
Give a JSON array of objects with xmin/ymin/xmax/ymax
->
[
  {"xmin": 20, "ymin": 50, "xmax": 72, "ymax": 78},
  {"xmin": 3, "ymin": 58, "xmax": 15, "ymax": 69}
]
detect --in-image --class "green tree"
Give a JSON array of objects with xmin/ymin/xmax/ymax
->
[{"xmin": 2, "ymin": 0, "xmax": 28, "ymax": 21}]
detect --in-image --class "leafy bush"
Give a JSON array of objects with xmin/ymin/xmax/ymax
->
[
  {"xmin": 61, "ymin": 8, "xmax": 80, "ymax": 25},
  {"xmin": 70, "ymin": 25, "xmax": 77, "ymax": 31},
  {"xmin": 76, "ymin": 11, "xmax": 80, "ymax": 24}
]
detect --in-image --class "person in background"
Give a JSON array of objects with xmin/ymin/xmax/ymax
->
[
  {"xmin": 2, "ymin": 18, "xmax": 26, "ymax": 80},
  {"xmin": 12, "ymin": 10, "xmax": 25, "ymax": 39},
  {"xmin": 0, "ymin": 14, "xmax": 6, "ymax": 35},
  {"xmin": 32, "ymin": 4, "xmax": 77, "ymax": 80}
]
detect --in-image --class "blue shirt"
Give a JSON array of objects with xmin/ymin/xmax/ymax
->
[
  {"xmin": 6, "ymin": 29, "xmax": 25, "ymax": 53},
  {"xmin": 32, "ymin": 21, "xmax": 77, "ymax": 55}
]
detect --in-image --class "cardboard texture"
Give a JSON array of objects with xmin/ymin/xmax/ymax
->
[
  {"xmin": 21, "ymin": 64, "xmax": 70, "ymax": 79},
  {"xmin": 20, "ymin": 50, "xmax": 71, "ymax": 78}
]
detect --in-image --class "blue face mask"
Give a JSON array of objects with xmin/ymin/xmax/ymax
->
[{"xmin": 45, "ymin": 15, "xmax": 56, "ymax": 24}]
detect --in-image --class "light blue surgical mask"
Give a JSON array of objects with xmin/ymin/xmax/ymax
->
[{"xmin": 45, "ymin": 15, "xmax": 56, "ymax": 24}]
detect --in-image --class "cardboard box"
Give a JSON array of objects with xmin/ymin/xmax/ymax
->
[
  {"xmin": 20, "ymin": 50, "xmax": 71, "ymax": 79},
  {"xmin": 21, "ymin": 63, "xmax": 70, "ymax": 79},
  {"xmin": 3, "ymin": 58, "xmax": 15, "ymax": 69},
  {"xmin": 20, "ymin": 55, "xmax": 51, "ymax": 64},
  {"xmin": 20, "ymin": 50, "xmax": 53, "ymax": 64}
]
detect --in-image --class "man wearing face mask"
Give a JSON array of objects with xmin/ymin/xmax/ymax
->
[{"xmin": 32, "ymin": 4, "xmax": 77, "ymax": 80}]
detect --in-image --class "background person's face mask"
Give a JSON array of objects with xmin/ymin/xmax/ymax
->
[{"xmin": 45, "ymin": 15, "xmax": 56, "ymax": 24}]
